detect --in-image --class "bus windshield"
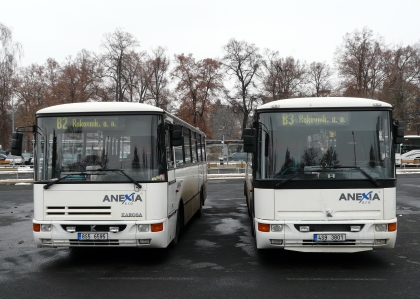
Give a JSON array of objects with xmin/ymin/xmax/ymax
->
[
  {"xmin": 35, "ymin": 114, "xmax": 164, "ymax": 182},
  {"xmin": 256, "ymin": 110, "xmax": 394, "ymax": 180}
]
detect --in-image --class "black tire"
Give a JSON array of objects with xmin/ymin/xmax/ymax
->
[
  {"xmin": 196, "ymin": 189, "xmax": 203, "ymax": 218},
  {"xmin": 169, "ymin": 202, "xmax": 183, "ymax": 248},
  {"xmin": 250, "ymin": 201, "xmax": 255, "ymax": 237}
]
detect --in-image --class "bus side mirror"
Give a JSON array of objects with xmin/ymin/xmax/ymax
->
[
  {"xmin": 11, "ymin": 132, "xmax": 23, "ymax": 156},
  {"xmin": 243, "ymin": 128, "xmax": 256, "ymax": 153},
  {"xmin": 393, "ymin": 120, "xmax": 404, "ymax": 144},
  {"xmin": 171, "ymin": 124, "xmax": 183, "ymax": 147}
]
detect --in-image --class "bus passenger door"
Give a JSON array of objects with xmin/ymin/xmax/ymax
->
[{"xmin": 166, "ymin": 125, "xmax": 177, "ymax": 217}]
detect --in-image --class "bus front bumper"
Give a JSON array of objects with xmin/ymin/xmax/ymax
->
[
  {"xmin": 33, "ymin": 219, "xmax": 171, "ymax": 248},
  {"xmin": 254, "ymin": 219, "xmax": 397, "ymax": 253}
]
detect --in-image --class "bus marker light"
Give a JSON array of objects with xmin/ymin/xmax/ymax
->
[
  {"xmin": 66, "ymin": 226, "xmax": 76, "ymax": 232},
  {"xmin": 151, "ymin": 223, "xmax": 164, "ymax": 232},
  {"xmin": 388, "ymin": 223, "xmax": 397, "ymax": 232},
  {"xmin": 258, "ymin": 223, "xmax": 270, "ymax": 232},
  {"xmin": 299, "ymin": 226, "xmax": 310, "ymax": 232},
  {"xmin": 33, "ymin": 223, "xmax": 41, "ymax": 232},
  {"xmin": 109, "ymin": 227, "xmax": 119, "ymax": 233}
]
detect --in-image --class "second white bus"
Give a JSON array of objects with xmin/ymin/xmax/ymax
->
[{"xmin": 13, "ymin": 102, "xmax": 207, "ymax": 248}]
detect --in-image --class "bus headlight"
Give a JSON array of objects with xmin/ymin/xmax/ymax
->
[
  {"xmin": 375, "ymin": 224, "xmax": 387, "ymax": 232},
  {"xmin": 138, "ymin": 224, "xmax": 150, "ymax": 232},
  {"xmin": 271, "ymin": 224, "xmax": 284, "ymax": 232},
  {"xmin": 41, "ymin": 224, "xmax": 52, "ymax": 232}
]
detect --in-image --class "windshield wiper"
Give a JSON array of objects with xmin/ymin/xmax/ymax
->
[
  {"xmin": 322, "ymin": 166, "xmax": 380, "ymax": 187},
  {"xmin": 43, "ymin": 172, "xmax": 87, "ymax": 189},
  {"xmin": 93, "ymin": 168, "xmax": 142, "ymax": 190},
  {"xmin": 43, "ymin": 169, "xmax": 143, "ymax": 190},
  {"xmin": 274, "ymin": 170, "xmax": 314, "ymax": 187}
]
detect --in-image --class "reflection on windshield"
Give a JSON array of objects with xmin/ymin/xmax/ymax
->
[
  {"xmin": 36, "ymin": 115, "xmax": 164, "ymax": 182},
  {"xmin": 257, "ymin": 111, "xmax": 394, "ymax": 180}
]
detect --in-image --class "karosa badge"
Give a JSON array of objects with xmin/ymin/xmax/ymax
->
[
  {"xmin": 339, "ymin": 191, "xmax": 380, "ymax": 204},
  {"xmin": 102, "ymin": 192, "xmax": 143, "ymax": 205}
]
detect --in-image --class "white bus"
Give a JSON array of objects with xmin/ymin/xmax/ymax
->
[
  {"xmin": 243, "ymin": 97, "xmax": 404, "ymax": 253},
  {"xmin": 12, "ymin": 102, "xmax": 207, "ymax": 248},
  {"xmin": 395, "ymin": 135, "xmax": 420, "ymax": 166}
]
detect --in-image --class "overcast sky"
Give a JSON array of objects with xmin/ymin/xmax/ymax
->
[{"xmin": 1, "ymin": 0, "xmax": 420, "ymax": 67}]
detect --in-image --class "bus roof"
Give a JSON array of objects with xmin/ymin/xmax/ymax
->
[
  {"xmin": 257, "ymin": 97, "xmax": 392, "ymax": 110},
  {"xmin": 36, "ymin": 102, "xmax": 164, "ymax": 115}
]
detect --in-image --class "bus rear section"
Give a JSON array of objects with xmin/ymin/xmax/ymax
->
[{"xmin": 243, "ymin": 97, "xmax": 404, "ymax": 253}]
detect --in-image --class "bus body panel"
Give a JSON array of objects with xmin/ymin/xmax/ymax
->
[{"xmin": 274, "ymin": 188, "xmax": 384, "ymax": 221}]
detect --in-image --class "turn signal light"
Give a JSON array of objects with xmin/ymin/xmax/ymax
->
[
  {"xmin": 151, "ymin": 223, "xmax": 164, "ymax": 232},
  {"xmin": 33, "ymin": 223, "xmax": 41, "ymax": 232},
  {"xmin": 258, "ymin": 223, "xmax": 270, "ymax": 232},
  {"xmin": 388, "ymin": 222, "xmax": 397, "ymax": 232}
]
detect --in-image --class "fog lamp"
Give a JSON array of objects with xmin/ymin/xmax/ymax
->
[
  {"xmin": 374, "ymin": 239, "xmax": 387, "ymax": 245},
  {"xmin": 270, "ymin": 239, "xmax": 284, "ymax": 245},
  {"xmin": 350, "ymin": 226, "xmax": 361, "ymax": 232},
  {"xmin": 41, "ymin": 239, "xmax": 52, "ymax": 244}
]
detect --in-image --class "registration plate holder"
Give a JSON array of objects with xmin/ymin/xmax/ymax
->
[
  {"xmin": 77, "ymin": 233, "xmax": 108, "ymax": 241},
  {"xmin": 314, "ymin": 234, "xmax": 346, "ymax": 242}
]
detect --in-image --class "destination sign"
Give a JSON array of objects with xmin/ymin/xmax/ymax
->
[
  {"xmin": 280, "ymin": 112, "xmax": 349, "ymax": 126},
  {"xmin": 55, "ymin": 117, "xmax": 122, "ymax": 131}
]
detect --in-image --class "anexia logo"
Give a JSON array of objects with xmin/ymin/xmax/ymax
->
[
  {"xmin": 338, "ymin": 191, "xmax": 381, "ymax": 204},
  {"xmin": 102, "ymin": 192, "xmax": 143, "ymax": 205}
]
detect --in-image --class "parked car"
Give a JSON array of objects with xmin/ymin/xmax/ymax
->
[
  {"xmin": 227, "ymin": 152, "xmax": 247, "ymax": 161},
  {"xmin": 22, "ymin": 152, "xmax": 33, "ymax": 165},
  {"xmin": 6, "ymin": 154, "xmax": 25, "ymax": 165},
  {"xmin": 0, "ymin": 154, "xmax": 8, "ymax": 165}
]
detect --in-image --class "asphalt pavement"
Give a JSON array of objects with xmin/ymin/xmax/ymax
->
[{"xmin": 0, "ymin": 176, "xmax": 419, "ymax": 299}]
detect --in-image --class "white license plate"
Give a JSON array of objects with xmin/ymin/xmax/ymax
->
[
  {"xmin": 314, "ymin": 234, "xmax": 346, "ymax": 242},
  {"xmin": 78, "ymin": 233, "xmax": 108, "ymax": 241}
]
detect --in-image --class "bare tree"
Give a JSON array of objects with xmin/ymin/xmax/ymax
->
[
  {"xmin": 222, "ymin": 39, "xmax": 262, "ymax": 133},
  {"xmin": 144, "ymin": 46, "xmax": 170, "ymax": 108},
  {"xmin": 0, "ymin": 22, "xmax": 22, "ymax": 150},
  {"xmin": 308, "ymin": 61, "xmax": 333, "ymax": 97},
  {"xmin": 59, "ymin": 49, "xmax": 99, "ymax": 103},
  {"xmin": 98, "ymin": 28, "xmax": 140, "ymax": 102},
  {"xmin": 172, "ymin": 53, "xmax": 224, "ymax": 135},
  {"xmin": 334, "ymin": 27, "xmax": 388, "ymax": 98},
  {"xmin": 261, "ymin": 50, "xmax": 307, "ymax": 101},
  {"xmin": 380, "ymin": 44, "xmax": 420, "ymax": 131}
]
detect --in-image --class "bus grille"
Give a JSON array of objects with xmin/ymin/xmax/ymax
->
[
  {"xmin": 302, "ymin": 240, "xmax": 357, "ymax": 246},
  {"xmin": 69, "ymin": 239, "xmax": 120, "ymax": 246},
  {"xmin": 61, "ymin": 224, "xmax": 127, "ymax": 232},
  {"xmin": 46, "ymin": 206, "xmax": 111, "ymax": 216},
  {"xmin": 294, "ymin": 224, "xmax": 365, "ymax": 232}
]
